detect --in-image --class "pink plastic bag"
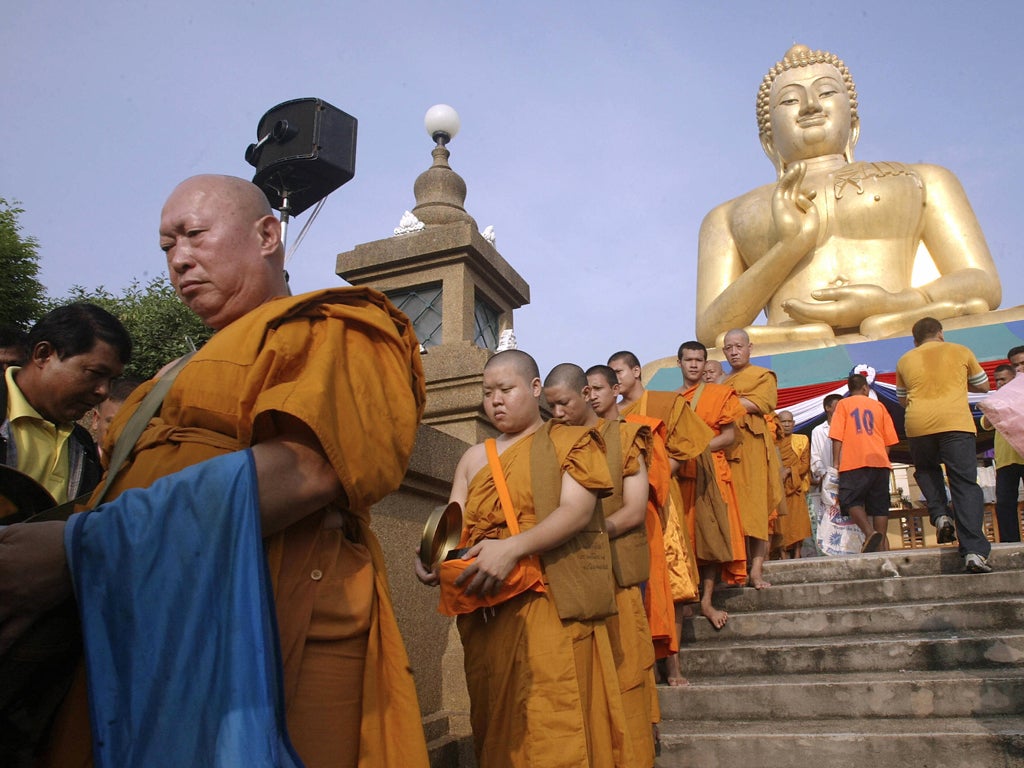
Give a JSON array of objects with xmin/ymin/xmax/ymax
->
[{"xmin": 978, "ymin": 373, "xmax": 1024, "ymax": 456}]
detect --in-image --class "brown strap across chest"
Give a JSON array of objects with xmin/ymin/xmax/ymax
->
[
  {"xmin": 600, "ymin": 420, "xmax": 650, "ymax": 588},
  {"xmin": 531, "ymin": 422, "xmax": 617, "ymax": 620}
]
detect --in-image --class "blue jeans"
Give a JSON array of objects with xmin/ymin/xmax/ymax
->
[
  {"xmin": 908, "ymin": 431, "xmax": 991, "ymax": 558},
  {"xmin": 995, "ymin": 463, "xmax": 1024, "ymax": 542}
]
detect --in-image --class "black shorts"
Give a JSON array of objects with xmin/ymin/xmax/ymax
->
[{"xmin": 838, "ymin": 467, "xmax": 891, "ymax": 518}]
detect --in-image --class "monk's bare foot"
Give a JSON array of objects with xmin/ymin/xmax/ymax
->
[
  {"xmin": 664, "ymin": 654, "xmax": 684, "ymax": 686},
  {"xmin": 748, "ymin": 569, "xmax": 772, "ymax": 590},
  {"xmin": 701, "ymin": 604, "xmax": 729, "ymax": 629},
  {"xmin": 668, "ymin": 676, "xmax": 689, "ymax": 687}
]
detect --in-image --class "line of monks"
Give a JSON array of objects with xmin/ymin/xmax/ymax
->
[{"xmin": 416, "ymin": 327, "xmax": 812, "ymax": 768}]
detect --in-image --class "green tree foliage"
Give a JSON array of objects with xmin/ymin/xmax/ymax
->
[
  {"xmin": 59, "ymin": 277, "xmax": 214, "ymax": 380},
  {"xmin": 0, "ymin": 198, "xmax": 47, "ymax": 329}
]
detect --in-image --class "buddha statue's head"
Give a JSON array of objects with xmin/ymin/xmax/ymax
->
[{"xmin": 757, "ymin": 45, "xmax": 860, "ymax": 177}]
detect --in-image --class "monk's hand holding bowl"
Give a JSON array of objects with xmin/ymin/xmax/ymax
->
[{"xmin": 454, "ymin": 537, "xmax": 523, "ymax": 596}]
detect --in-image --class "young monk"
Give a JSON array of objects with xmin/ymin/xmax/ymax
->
[
  {"xmin": 543, "ymin": 363, "xmax": 656, "ymax": 767},
  {"xmin": 417, "ymin": 350, "xmax": 627, "ymax": 768},
  {"xmin": 607, "ymin": 352, "xmax": 713, "ymax": 686},
  {"xmin": 675, "ymin": 341, "xmax": 747, "ymax": 629},
  {"xmin": 586, "ymin": 364, "xmax": 679, "ymax": 668}
]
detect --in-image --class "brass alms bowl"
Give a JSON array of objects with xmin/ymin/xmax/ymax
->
[{"xmin": 419, "ymin": 501, "xmax": 463, "ymax": 569}]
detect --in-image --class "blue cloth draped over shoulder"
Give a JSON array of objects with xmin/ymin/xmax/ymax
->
[{"xmin": 64, "ymin": 449, "xmax": 303, "ymax": 768}]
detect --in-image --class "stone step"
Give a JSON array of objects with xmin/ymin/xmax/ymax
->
[
  {"xmin": 658, "ymin": 668, "xmax": 1024, "ymax": 721},
  {"xmin": 699, "ymin": 568, "xmax": 1021, "ymax": 615},
  {"xmin": 760, "ymin": 542, "xmax": 1024, "ymax": 586},
  {"xmin": 655, "ymin": 716, "xmax": 1024, "ymax": 768},
  {"xmin": 675, "ymin": 629, "xmax": 1024, "ymax": 678},
  {"xmin": 682, "ymin": 595, "xmax": 1024, "ymax": 644}
]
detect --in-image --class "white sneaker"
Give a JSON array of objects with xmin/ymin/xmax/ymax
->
[{"xmin": 964, "ymin": 553, "xmax": 993, "ymax": 574}]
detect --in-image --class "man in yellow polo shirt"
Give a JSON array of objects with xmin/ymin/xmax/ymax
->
[
  {"xmin": 896, "ymin": 317, "xmax": 991, "ymax": 573},
  {"xmin": 2, "ymin": 303, "xmax": 130, "ymax": 505}
]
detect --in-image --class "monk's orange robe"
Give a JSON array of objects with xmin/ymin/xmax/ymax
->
[
  {"xmin": 42, "ymin": 288, "xmax": 430, "ymax": 768},
  {"xmin": 621, "ymin": 391, "xmax": 712, "ymax": 603},
  {"xmin": 456, "ymin": 425, "xmax": 630, "ymax": 768},
  {"xmin": 722, "ymin": 365, "xmax": 781, "ymax": 542},
  {"xmin": 598, "ymin": 418, "xmax": 658, "ymax": 766},
  {"xmin": 778, "ymin": 432, "xmax": 812, "ymax": 549},
  {"xmin": 679, "ymin": 381, "xmax": 748, "ymax": 586},
  {"xmin": 624, "ymin": 413, "xmax": 677, "ymax": 660}
]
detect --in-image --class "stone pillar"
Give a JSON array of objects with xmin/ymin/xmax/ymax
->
[{"xmin": 337, "ymin": 134, "xmax": 529, "ymax": 444}]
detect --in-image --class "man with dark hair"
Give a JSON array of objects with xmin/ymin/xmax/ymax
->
[
  {"xmin": 0, "ymin": 324, "xmax": 29, "ymax": 371},
  {"xmin": 675, "ymin": 340, "xmax": 746, "ymax": 625},
  {"xmin": 1008, "ymin": 346, "xmax": 1024, "ymax": 375},
  {"xmin": 1, "ymin": 303, "xmax": 130, "ymax": 505},
  {"xmin": 829, "ymin": 374, "xmax": 899, "ymax": 552},
  {"xmin": 980, "ymin": 364, "xmax": 1023, "ymax": 542},
  {"xmin": 809, "ymin": 393, "xmax": 844, "ymax": 542},
  {"xmin": 897, "ymin": 317, "xmax": 992, "ymax": 572}
]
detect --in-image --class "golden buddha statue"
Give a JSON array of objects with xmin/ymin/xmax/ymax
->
[{"xmin": 695, "ymin": 44, "xmax": 1002, "ymax": 347}]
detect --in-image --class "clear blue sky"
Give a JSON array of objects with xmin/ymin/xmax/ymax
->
[{"xmin": 3, "ymin": 1, "xmax": 1022, "ymax": 378}]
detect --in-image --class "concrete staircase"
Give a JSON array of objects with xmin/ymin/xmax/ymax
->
[{"xmin": 656, "ymin": 544, "xmax": 1024, "ymax": 768}]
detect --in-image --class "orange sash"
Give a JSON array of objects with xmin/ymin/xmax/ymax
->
[{"xmin": 438, "ymin": 439, "xmax": 545, "ymax": 616}]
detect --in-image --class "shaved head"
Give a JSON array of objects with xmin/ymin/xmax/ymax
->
[
  {"xmin": 160, "ymin": 174, "xmax": 286, "ymax": 329},
  {"xmin": 608, "ymin": 351, "xmax": 641, "ymax": 369},
  {"xmin": 585, "ymin": 364, "xmax": 617, "ymax": 388},
  {"xmin": 485, "ymin": 349, "xmax": 540, "ymax": 381},
  {"xmin": 544, "ymin": 362, "xmax": 588, "ymax": 391},
  {"xmin": 723, "ymin": 328, "xmax": 750, "ymax": 346}
]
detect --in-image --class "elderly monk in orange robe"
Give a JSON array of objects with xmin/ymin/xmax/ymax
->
[
  {"xmin": 0, "ymin": 175, "xmax": 430, "ymax": 768},
  {"xmin": 544, "ymin": 363, "xmax": 657, "ymax": 768},
  {"xmin": 417, "ymin": 350, "xmax": 627, "ymax": 768},
  {"xmin": 675, "ymin": 341, "xmax": 747, "ymax": 630},
  {"xmin": 721, "ymin": 329, "xmax": 783, "ymax": 590},
  {"xmin": 608, "ymin": 351, "xmax": 713, "ymax": 686},
  {"xmin": 775, "ymin": 410, "xmax": 812, "ymax": 558}
]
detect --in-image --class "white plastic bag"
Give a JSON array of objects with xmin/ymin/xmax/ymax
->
[{"xmin": 815, "ymin": 502, "xmax": 865, "ymax": 556}]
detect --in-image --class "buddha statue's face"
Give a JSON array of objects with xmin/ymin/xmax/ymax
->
[{"xmin": 768, "ymin": 62, "xmax": 854, "ymax": 165}]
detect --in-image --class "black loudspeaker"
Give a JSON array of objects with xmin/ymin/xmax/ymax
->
[{"xmin": 246, "ymin": 98, "xmax": 357, "ymax": 216}]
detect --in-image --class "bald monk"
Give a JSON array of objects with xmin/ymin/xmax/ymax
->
[
  {"xmin": 0, "ymin": 175, "xmax": 430, "ymax": 767},
  {"xmin": 720, "ymin": 329, "xmax": 782, "ymax": 589},
  {"xmin": 417, "ymin": 350, "xmax": 626, "ymax": 768},
  {"xmin": 608, "ymin": 351, "xmax": 712, "ymax": 684},
  {"xmin": 544, "ymin": 363, "xmax": 656, "ymax": 768},
  {"xmin": 775, "ymin": 410, "xmax": 812, "ymax": 558},
  {"xmin": 676, "ymin": 341, "xmax": 747, "ymax": 629},
  {"xmin": 587, "ymin": 365, "xmax": 679, "ymax": 668},
  {"xmin": 696, "ymin": 44, "xmax": 1001, "ymax": 347},
  {"xmin": 703, "ymin": 359, "xmax": 726, "ymax": 384}
]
